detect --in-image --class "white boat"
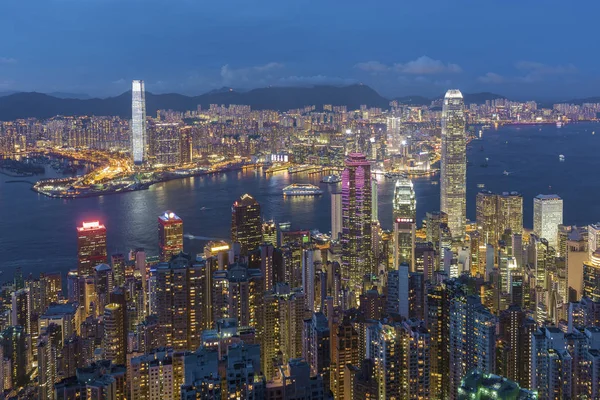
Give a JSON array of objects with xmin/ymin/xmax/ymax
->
[
  {"xmin": 503, "ymin": 170, "xmax": 510, "ymax": 176},
  {"xmin": 556, "ymin": 121, "xmax": 563, "ymax": 128},
  {"xmin": 477, "ymin": 183, "xmax": 485, "ymax": 188},
  {"xmin": 559, "ymin": 154, "xmax": 565, "ymax": 162},
  {"xmin": 321, "ymin": 174, "xmax": 341, "ymax": 184},
  {"xmin": 282, "ymin": 183, "xmax": 323, "ymax": 196}
]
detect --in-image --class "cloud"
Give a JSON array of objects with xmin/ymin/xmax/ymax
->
[
  {"xmin": 478, "ymin": 72, "xmax": 506, "ymax": 84},
  {"xmin": 394, "ymin": 56, "xmax": 462, "ymax": 74},
  {"xmin": 479, "ymin": 62, "xmax": 578, "ymax": 85},
  {"xmin": 220, "ymin": 62, "xmax": 284, "ymax": 85},
  {"xmin": 354, "ymin": 61, "xmax": 389, "ymax": 72},
  {"xmin": 0, "ymin": 57, "xmax": 17, "ymax": 64},
  {"xmin": 355, "ymin": 56, "xmax": 461, "ymax": 75}
]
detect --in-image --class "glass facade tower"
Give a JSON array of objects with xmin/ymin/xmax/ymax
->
[
  {"xmin": 131, "ymin": 80, "xmax": 147, "ymax": 164},
  {"xmin": 441, "ymin": 89, "xmax": 466, "ymax": 240}
]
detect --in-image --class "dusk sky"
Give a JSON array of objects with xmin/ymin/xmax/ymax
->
[{"xmin": 1, "ymin": 0, "xmax": 598, "ymax": 100}]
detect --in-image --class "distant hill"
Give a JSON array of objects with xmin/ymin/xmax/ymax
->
[
  {"xmin": 392, "ymin": 95, "xmax": 430, "ymax": 106},
  {"xmin": 48, "ymin": 92, "xmax": 91, "ymax": 100},
  {"xmin": 0, "ymin": 84, "xmax": 391, "ymax": 120},
  {"xmin": 431, "ymin": 92, "xmax": 506, "ymax": 104}
]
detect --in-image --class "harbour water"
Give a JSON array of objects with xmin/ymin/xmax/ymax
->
[{"xmin": 0, "ymin": 122, "xmax": 599, "ymax": 278}]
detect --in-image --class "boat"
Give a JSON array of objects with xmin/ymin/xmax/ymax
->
[
  {"xmin": 385, "ymin": 172, "xmax": 406, "ymax": 179},
  {"xmin": 593, "ymin": 131, "xmax": 596, "ymax": 135},
  {"xmin": 556, "ymin": 121, "xmax": 563, "ymax": 128},
  {"xmin": 559, "ymin": 154, "xmax": 565, "ymax": 162},
  {"xmin": 282, "ymin": 183, "xmax": 323, "ymax": 196},
  {"xmin": 321, "ymin": 174, "xmax": 341, "ymax": 184},
  {"xmin": 503, "ymin": 170, "xmax": 510, "ymax": 176},
  {"xmin": 477, "ymin": 183, "xmax": 485, "ymax": 189}
]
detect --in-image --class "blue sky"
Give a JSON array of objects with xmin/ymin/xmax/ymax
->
[{"xmin": 0, "ymin": 0, "xmax": 598, "ymax": 99}]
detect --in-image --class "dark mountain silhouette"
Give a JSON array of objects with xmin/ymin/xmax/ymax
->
[{"xmin": 0, "ymin": 85, "xmax": 512, "ymax": 120}]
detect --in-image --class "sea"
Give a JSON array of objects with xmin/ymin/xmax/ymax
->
[{"xmin": 0, "ymin": 122, "xmax": 599, "ymax": 279}]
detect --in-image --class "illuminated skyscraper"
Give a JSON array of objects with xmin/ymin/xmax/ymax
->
[
  {"xmin": 131, "ymin": 79, "xmax": 147, "ymax": 164},
  {"xmin": 231, "ymin": 194, "xmax": 262, "ymax": 255},
  {"xmin": 103, "ymin": 303, "xmax": 125, "ymax": 365},
  {"xmin": 341, "ymin": 153, "xmax": 373, "ymax": 293},
  {"xmin": 331, "ymin": 318, "xmax": 359, "ymax": 400},
  {"xmin": 393, "ymin": 178, "xmax": 416, "ymax": 269},
  {"xmin": 331, "ymin": 192, "xmax": 342, "ymax": 241},
  {"xmin": 533, "ymin": 194, "xmax": 563, "ymax": 249},
  {"xmin": 148, "ymin": 122, "xmax": 181, "ymax": 166},
  {"xmin": 158, "ymin": 211, "xmax": 183, "ymax": 262},
  {"xmin": 179, "ymin": 125, "xmax": 193, "ymax": 164},
  {"xmin": 476, "ymin": 190, "xmax": 498, "ymax": 246},
  {"xmin": 477, "ymin": 191, "xmax": 523, "ymax": 249},
  {"xmin": 498, "ymin": 191, "xmax": 523, "ymax": 236},
  {"xmin": 77, "ymin": 221, "xmax": 107, "ymax": 277},
  {"xmin": 440, "ymin": 89, "xmax": 466, "ymax": 240},
  {"xmin": 583, "ymin": 250, "xmax": 600, "ymax": 302}
]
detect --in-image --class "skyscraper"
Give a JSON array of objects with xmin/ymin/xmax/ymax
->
[
  {"xmin": 393, "ymin": 178, "xmax": 416, "ymax": 269},
  {"xmin": 341, "ymin": 153, "xmax": 373, "ymax": 294},
  {"xmin": 440, "ymin": 89, "xmax": 466, "ymax": 240},
  {"xmin": 583, "ymin": 250, "xmax": 600, "ymax": 302},
  {"xmin": 533, "ymin": 194, "xmax": 563, "ymax": 249},
  {"xmin": 131, "ymin": 80, "xmax": 147, "ymax": 165},
  {"xmin": 103, "ymin": 303, "xmax": 125, "ymax": 365},
  {"xmin": 148, "ymin": 122, "xmax": 181, "ymax": 166},
  {"xmin": 331, "ymin": 192, "xmax": 342, "ymax": 241},
  {"xmin": 231, "ymin": 194, "xmax": 262, "ymax": 255},
  {"xmin": 77, "ymin": 221, "xmax": 107, "ymax": 277},
  {"xmin": 158, "ymin": 211, "xmax": 183, "ymax": 262}
]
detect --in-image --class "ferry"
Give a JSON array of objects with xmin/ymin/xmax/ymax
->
[
  {"xmin": 321, "ymin": 174, "xmax": 341, "ymax": 184},
  {"xmin": 282, "ymin": 183, "xmax": 323, "ymax": 196}
]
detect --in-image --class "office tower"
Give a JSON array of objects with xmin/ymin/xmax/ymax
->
[
  {"xmin": 583, "ymin": 250, "xmax": 600, "ymax": 302},
  {"xmin": 476, "ymin": 190, "xmax": 498, "ymax": 246},
  {"xmin": 148, "ymin": 254, "xmax": 206, "ymax": 350},
  {"xmin": 341, "ymin": 153, "xmax": 373, "ymax": 294},
  {"xmin": 533, "ymin": 194, "xmax": 563, "ymax": 249},
  {"xmin": 11, "ymin": 289, "xmax": 29, "ymax": 335},
  {"xmin": 131, "ymin": 79, "xmax": 147, "ymax": 164},
  {"xmin": 457, "ymin": 370, "xmax": 538, "ymax": 400},
  {"xmin": 0, "ymin": 326, "xmax": 28, "ymax": 388},
  {"xmin": 498, "ymin": 191, "xmax": 524, "ymax": 236},
  {"xmin": 231, "ymin": 194, "xmax": 262, "ymax": 255},
  {"xmin": 149, "ymin": 122, "xmax": 181, "ymax": 166},
  {"xmin": 449, "ymin": 295, "xmax": 496, "ymax": 400},
  {"xmin": 261, "ymin": 220, "xmax": 277, "ymax": 245},
  {"xmin": 38, "ymin": 303, "xmax": 79, "ymax": 345},
  {"xmin": 331, "ymin": 318, "xmax": 360, "ymax": 400},
  {"xmin": 588, "ymin": 223, "xmax": 600, "ymax": 259},
  {"xmin": 393, "ymin": 178, "xmax": 416, "ymax": 270},
  {"xmin": 303, "ymin": 312, "xmax": 330, "ymax": 391},
  {"xmin": 77, "ymin": 221, "xmax": 107, "ymax": 277},
  {"xmin": 103, "ymin": 303, "xmax": 125, "ymax": 365},
  {"xmin": 158, "ymin": 211, "xmax": 184, "ymax": 262},
  {"xmin": 54, "ymin": 361, "xmax": 126, "ymax": 399},
  {"xmin": 440, "ymin": 89, "xmax": 466, "ymax": 240},
  {"xmin": 331, "ymin": 192, "xmax": 342, "ymax": 241}
]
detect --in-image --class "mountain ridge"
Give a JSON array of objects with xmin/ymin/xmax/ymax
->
[{"xmin": 0, "ymin": 85, "xmax": 552, "ymax": 120}]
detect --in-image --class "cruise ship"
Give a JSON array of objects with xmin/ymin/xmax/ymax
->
[
  {"xmin": 321, "ymin": 174, "xmax": 341, "ymax": 184},
  {"xmin": 282, "ymin": 183, "xmax": 323, "ymax": 196}
]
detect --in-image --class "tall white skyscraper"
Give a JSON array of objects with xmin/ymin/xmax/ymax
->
[
  {"xmin": 331, "ymin": 192, "xmax": 342, "ymax": 241},
  {"xmin": 131, "ymin": 80, "xmax": 147, "ymax": 164},
  {"xmin": 440, "ymin": 89, "xmax": 466, "ymax": 240},
  {"xmin": 533, "ymin": 194, "xmax": 563, "ymax": 249}
]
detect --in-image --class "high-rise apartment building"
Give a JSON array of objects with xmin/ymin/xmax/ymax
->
[
  {"xmin": 341, "ymin": 153, "xmax": 373, "ymax": 294},
  {"xmin": 583, "ymin": 250, "xmax": 600, "ymax": 302},
  {"xmin": 131, "ymin": 80, "xmax": 147, "ymax": 164},
  {"xmin": 533, "ymin": 194, "xmax": 563, "ymax": 249},
  {"xmin": 158, "ymin": 211, "xmax": 183, "ymax": 262},
  {"xmin": 440, "ymin": 89, "xmax": 466, "ymax": 240},
  {"xmin": 103, "ymin": 303, "xmax": 125, "ymax": 365},
  {"xmin": 231, "ymin": 194, "xmax": 262, "ymax": 255},
  {"xmin": 476, "ymin": 190, "xmax": 523, "ymax": 248},
  {"xmin": 331, "ymin": 318, "xmax": 360, "ymax": 400},
  {"xmin": 77, "ymin": 221, "xmax": 107, "ymax": 277},
  {"xmin": 149, "ymin": 122, "xmax": 181, "ymax": 166}
]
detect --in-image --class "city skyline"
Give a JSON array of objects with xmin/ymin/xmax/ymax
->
[{"xmin": 1, "ymin": 1, "xmax": 600, "ymax": 99}]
